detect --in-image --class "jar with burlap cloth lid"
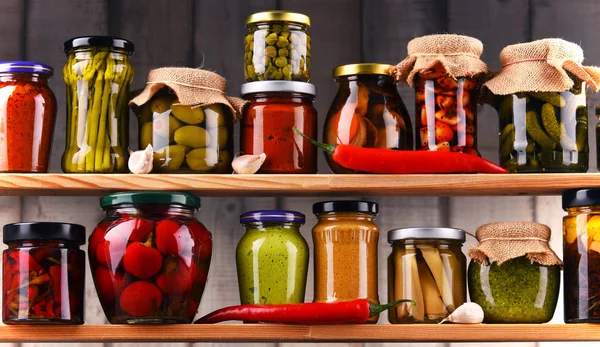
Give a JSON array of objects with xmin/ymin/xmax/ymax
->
[
  {"xmin": 467, "ymin": 222, "xmax": 561, "ymax": 323},
  {"xmin": 485, "ymin": 38, "xmax": 600, "ymax": 173},
  {"xmin": 391, "ymin": 34, "xmax": 489, "ymax": 156},
  {"xmin": 129, "ymin": 67, "xmax": 247, "ymax": 173}
]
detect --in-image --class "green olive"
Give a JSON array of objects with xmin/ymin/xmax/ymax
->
[
  {"xmin": 204, "ymin": 105, "xmax": 226, "ymax": 128},
  {"xmin": 174, "ymin": 125, "xmax": 210, "ymax": 148},
  {"xmin": 154, "ymin": 145, "xmax": 186, "ymax": 171},
  {"xmin": 150, "ymin": 96, "xmax": 174, "ymax": 113},
  {"xmin": 186, "ymin": 148, "xmax": 218, "ymax": 172},
  {"xmin": 140, "ymin": 122, "xmax": 169, "ymax": 150},
  {"xmin": 171, "ymin": 104, "xmax": 205, "ymax": 125},
  {"xmin": 139, "ymin": 104, "xmax": 153, "ymax": 124},
  {"xmin": 208, "ymin": 126, "xmax": 229, "ymax": 148},
  {"xmin": 213, "ymin": 149, "xmax": 232, "ymax": 172}
]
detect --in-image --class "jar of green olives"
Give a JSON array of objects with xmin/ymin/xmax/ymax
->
[{"xmin": 245, "ymin": 11, "xmax": 310, "ymax": 82}]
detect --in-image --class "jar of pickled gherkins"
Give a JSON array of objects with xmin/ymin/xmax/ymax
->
[
  {"xmin": 484, "ymin": 39, "xmax": 600, "ymax": 173},
  {"xmin": 387, "ymin": 227, "xmax": 466, "ymax": 324},
  {"xmin": 245, "ymin": 11, "xmax": 310, "ymax": 81},
  {"xmin": 324, "ymin": 64, "xmax": 413, "ymax": 173},
  {"xmin": 62, "ymin": 36, "xmax": 134, "ymax": 173},
  {"xmin": 3, "ymin": 222, "xmax": 86, "ymax": 324},
  {"xmin": 241, "ymin": 81, "xmax": 317, "ymax": 173}
]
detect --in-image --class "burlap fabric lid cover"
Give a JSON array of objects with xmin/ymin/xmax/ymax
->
[
  {"xmin": 484, "ymin": 38, "xmax": 600, "ymax": 95},
  {"xmin": 130, "ymin": 67, "xmax": 247, "ymax": 120},
  {"xmin": 391, "ymin": 34, "xmax": 489, "ymax": 87},
  {"xmin": 468, "ymin": 222, "xmax": 562, "ymax": 266}
]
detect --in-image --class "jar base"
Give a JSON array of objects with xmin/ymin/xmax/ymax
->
[
  {"xmin": 3, "ymin": 318, "xmax": 83, "ymax": 325},
  {"xmin": 115, "ymin": 318, "xmax": 191, "ymax": 324}
]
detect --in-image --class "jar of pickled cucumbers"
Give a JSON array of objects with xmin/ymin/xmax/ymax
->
[
  {"xmin": 387, "ymin": 227, "xmax": 466, "ymax": 324},
  {"xmin": 324, "ymin": 64, "xmax": 413, "ymax": 174},
  {"xmin": 62, "ymin": 36, "xmax": 134, "ymax": 173},
  {"xmin": 136, "ymin": 90, "xmax": 233, "ymax": 173},
  {"xmin": 245, "ymin": 11, "xmax": 310, "ymax": 82}
]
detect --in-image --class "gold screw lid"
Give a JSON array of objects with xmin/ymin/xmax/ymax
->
[
  {"xmin": 246, "ymin": 11, "xmax": 311, "ymax": 27},
  {"xmin": 332, "ymin": 63, "xmax": 394, "ymax": 78}
]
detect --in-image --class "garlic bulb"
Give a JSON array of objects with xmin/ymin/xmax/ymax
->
[
  {"xmin": 232, "ymin": 153, "xmax": 266, "ymax": 174},
  {"xmin": 128, "ymin": 144, "xmax": 154, "ymax": 174},
  {"xmin": 439, "ymin": 302, "xmax": 484, "ymax": 324}
]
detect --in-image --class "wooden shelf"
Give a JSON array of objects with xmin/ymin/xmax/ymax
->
[
  {"xmin": 0, "ymin": 324, "xmax": 598, "ymax": 342},
  {"xmin": 0, "ymin": 173, "xmax": 597, "ymax": 196}
]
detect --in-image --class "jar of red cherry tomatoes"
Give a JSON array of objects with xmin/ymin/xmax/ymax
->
[
  {"xmin": 89, "ymin": 191, "xmax": 212, "ymax": 324},
  {"xmin": 3, "ymin": 222, "xmax": 86, "ymax": 324}
]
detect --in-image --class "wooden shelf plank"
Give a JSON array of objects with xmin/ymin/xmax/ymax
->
[
  {"xmin": 0, "ymin": 173, "xmax": 597, "ymax": 196},
  {"xmin": 0, "ymin": 324, "xmax": 598, "ymax": 342}
]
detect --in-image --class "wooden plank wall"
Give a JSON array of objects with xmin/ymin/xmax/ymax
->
[{"xmin": 0, "ymin": 1, "xmax": 597, "ymax": 346}]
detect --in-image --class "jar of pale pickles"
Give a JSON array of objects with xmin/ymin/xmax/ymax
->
[{"xmin": 245, "ymin": 11, "xmax": 310, "ymax": 82}]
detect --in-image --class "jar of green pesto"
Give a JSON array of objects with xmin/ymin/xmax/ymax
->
[
  {"xmin": 468, "ymin": 222, "xmax": 562, "ymax": 323},
  {"xmin": 237, "ymin": 210, "xmax": 309, "ymax": 305}
]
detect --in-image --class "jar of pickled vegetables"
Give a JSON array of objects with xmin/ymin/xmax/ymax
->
[
  {"xmin": 241, "ymin": 81, "xmax": 317, "ymax": 173},
  {"xmin": 245, "ymin": 11, "xmax": 310, "ymax": 82},
  {"xmin": 0, "ymin": 62, "xmax": 57, "ymax": 172},
  {"xmin": 312, "ymin": 201, "xmax": 380, "ymax": 323},
  {"xmin": 136, "ymin": 90, "xmax": 233, "ymax": 173},
  {"xmin": 62, "ymin": 36, "xmax": 134, "ymax": 173},
  {"xmin": 89, "ymin": 191, "xmax": 212, "ymax": 324},
  {"xmin": 324, "ymin": 64, "xmax": 412, "ymax": 173},
  {"xmin": 387, "ymin": 227, "xmax": 466, "ymax": 324},
  {"xmin": 3, "ymin": 222, "xmax": 86, "ymax": 324},
  {"xmin": 237, "ymin": 210, "xmax": 309, "ymax": 305},
  {"xmin": 562, "ymin": 188, "xmax": 600, "ymax": 323}
]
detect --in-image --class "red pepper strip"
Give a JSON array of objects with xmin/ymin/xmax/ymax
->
[
  {"xmin": 293, "ymin": 127, "xmax": 508, "ymax": 174},
  {"xmin": 194, "ymin": 299, "xmax": 414, "ymax": 324},
  {"xmin": 49, "ymin": 265, "xmax": 62, "ymax": 303}
]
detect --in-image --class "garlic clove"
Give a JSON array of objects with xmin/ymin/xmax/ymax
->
[
  {"xmin": 232, "ymin": 153, "xmax": 266, "ymax": 174},
  {"xmin": 128, "ymin": 144, "xmax": 154, "ymax": 174},
  {"xmin": 439, "ymin": 302, "xmax": 484, "ymax": 324}
]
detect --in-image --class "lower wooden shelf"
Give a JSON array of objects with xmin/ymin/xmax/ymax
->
[{"xmin": 0, "ymin": 324, "xmax": 599, "ymax": 342}]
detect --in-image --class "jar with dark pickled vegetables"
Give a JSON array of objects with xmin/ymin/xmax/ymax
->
[
  {"xmin": 0, "ymin": 62, "xmax": 57, "ymax": 172},
  {"xmin": 3, "ymin": 222, "xmax": 86, "ymax": 324},
  {"xmin": 241, "ymin": 81, "xmax": 317, "ymax": 174},
  {"xmin": 245, "ymin": 11, "xmax": 310, "ymax": 81},
  {"xmin": 62, "ymin": 36, "xmax": 134, "ymax": 173},
  {"xmin": 89, "ymin": 192, "xmax": 212, "ymax": 324},
  {"xmin": 324, "ymin": 64, "xmax": 413, "ymax": 174},
  {"xmin": 136, "ymin": 90, "xmax": 233, "ymax": 173}
]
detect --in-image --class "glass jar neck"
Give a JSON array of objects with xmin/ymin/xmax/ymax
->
[
  {"xmin": 316, "ymin": 211, "xmax": 377, "ymax": 222},
  {"xmin": 68, "ymin": 46, "xmax": 132, "ymax": 56},
  {"xmin": 0, "ymin": 72, "xmax": 50, "ymax": 84},
  {"xmin": 7, "ymin": 240, "xmax": 78, "ymax": 249},
  {"xmin": 250, "ymin": 21, "xmax": 307, "ymax": 31},
  {"xmin": 335, "ymin": 74, "xmax": 396, "ymax": 89},
  {"xmin": 391, "ymin": 239, "xmax": 463, "ymax": 247},
  {"xmin": 566, "ymin": 206, "xmax": 598, "ymax": 215},
  {"xmin": 242, "ymin": 221, "xmax": 303, "ymax": 230},
  {"xmin": 104, "ymin": 204, "xmax": 197, "ymax": 219},
  {"xmin": 246, "ymin": 92, "xmax": 315, "ymax": 103}
]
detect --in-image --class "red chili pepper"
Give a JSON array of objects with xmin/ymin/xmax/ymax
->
[
  {"xmin": 293, "ymin": 127, "xmax": 507, "ymax": 174},
  {"xmin": 194, "ymin": 299, "xmax": 414, "ymax": 324},
  {"xmin": 48, "ymin": 265, "xmax": 62, "ymax": 303},
  {"xmin": 123, "ymin": 232, "xmax": 163, "ymax": 279},
  {"xmin": 119, "ymin": 281, "xmax": 163, "ymax": 317},
  {"xmin": 155, "ymin": 220, "xmax": 183, "ymax": 255}
]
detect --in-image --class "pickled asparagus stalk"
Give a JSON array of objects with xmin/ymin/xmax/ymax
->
[
  {"xmin": 417, "ymin": 259, "xmax": 448, "ymax": 319},
  {"xmin": 84, "ymin": 62, "xmax": 106, "ymax": 171},
  {"xmin": 406, "ymin": 249, "xmax": 425, "ymax": 321},
  {"xmin": 418, "ymin": 246, "xmax": 455, "ymax": 311},
  {"xmin": 94, "ymin": 53, "xmax": 115, "ymax": 171}
]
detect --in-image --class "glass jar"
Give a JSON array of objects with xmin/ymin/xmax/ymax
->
[
  {"xmin": 497, "ymin": 85, "xmax": 587, "ymax": 172},
  {"xmin": 2, "ymin": 222, "xmax": 86, "ymax": 324},
  {"xmin": 89, "ymin": 192, "xmax": 212, "ymax": 324},
  {"xmin": 0, "ymin": 62, "xmax": 57, "ymax": 172},
  {"xmin": 324, "ymin": 64, "xmax": 413, "ymax": 173},
  {"xmin": 237, "ymin": 210, "xmax": 309, "ymax": 306},
  {"xmin": 562, "ymin": 188, "xmax": 600, "ymax": 323},
  {"xmin": 245, "ymin": 11, "xmax": 310, "ymax": 82},
  {"xmin": 241, "ymin": 81, "xmax": 317, "ymax": 173},
  {"xmin": 415, "ymin": 65, "xmax": 479, "ymax": 155},
  {"xmin": 62, "ymin": 36, "xmax": 134, "ymax": 173},
  {"xmin": 312, "ymin": 201, "xmax": 380, "ymax": 323},
  {"xmin": 135, "ymin": 90, "xmax": 233, "ymax": 173},
  {"xmin": 387, "ymin": 227, "xmax": 466, "ymax": 324}
]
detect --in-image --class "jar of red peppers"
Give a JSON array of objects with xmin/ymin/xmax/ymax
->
[
  {"xmin": 241, "ymin": 81, "xmax": 317, "ymax": 173},
  {"xmin": 89, "ymin": 191, "xmax": 212, "ymax": 324},
  {"xmin": 3, "ymin": 222, "xmax": 86, "ymax": 324},
  {"xmin": 0, "ymin": 61, "xmax": 57, "ymax": 172}
]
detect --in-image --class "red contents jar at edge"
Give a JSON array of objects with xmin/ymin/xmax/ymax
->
[
  {"xmin": 241, "ymin": 81, "xmax": 318, "ymax": 173},
  {"xmin": 0, "ymin": 61, "xmax": 57, "ymax": 172},
  {"xmin": 89, "ymin": 191, "xmax": 212, "ymax": 324}
]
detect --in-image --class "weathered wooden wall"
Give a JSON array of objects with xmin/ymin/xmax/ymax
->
[{"xmin": 0, "ymin": 0, "xmax": 598, "ymax": 346}]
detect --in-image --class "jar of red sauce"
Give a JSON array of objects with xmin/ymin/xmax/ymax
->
[
  {"xmin": 241, "ymin": 81, "xmax": 317, "ymax": 173},
  {"xmin": 0, "ymin": 61, "xmax": 57, "ymax": 172}
]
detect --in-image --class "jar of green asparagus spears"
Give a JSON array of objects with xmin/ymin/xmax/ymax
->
[
  {"xmin": 62, "ymin": 36, "xmax": 134, "ymax": 173},
  {"xmin": 484, "ymin": 39, "xmax": 600, "ymax": 173}
]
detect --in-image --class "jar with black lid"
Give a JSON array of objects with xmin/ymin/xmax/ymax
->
[{"xmin": 2, "ymin": 222, "xmax": 86, "ymax": 324}]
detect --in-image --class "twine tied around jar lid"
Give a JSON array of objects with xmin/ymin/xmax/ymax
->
[
  {"xmin": 468, "ymin": 222, "xmax": 562, "ymax": 267},
  {"xmin": 483, "ymin": 38, "xmax": 600, "ymax": 95},
  {"xmin": 129, "ymin": 67, "xmax": 247, "ymax": 120},
  {"xmin": 390, "ymin": 34, "xmax": 490, "ymax": 87}
]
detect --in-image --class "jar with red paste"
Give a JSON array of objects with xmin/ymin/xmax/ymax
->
[
  {"xmin": 89, "ymin": 191, "xmax": 212, "ymax": 324},
  {"xmin": 241, "ymin": 81, "xmax": 317, "ymax": 173},
  {"xmin": 0, "ymin": 61, "xmax": 57, "ymax": 172}
]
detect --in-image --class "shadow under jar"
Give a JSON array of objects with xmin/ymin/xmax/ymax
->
[
  {"xmin": 324, "ymin": 63, "xmax": 412, "ymax": 173},
  {"xmin": 89, "ymin": 192, "xmax": 212, "ymax": 324}
]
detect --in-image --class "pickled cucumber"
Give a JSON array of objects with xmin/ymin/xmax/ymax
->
[
  {"xmin": 541, "ymin": 103, "xmax": 561, "ymax": 142},
  {"xmin": 186, "ymin": 148, "xmax": 218, "ymax": 172},
  {"xmin": 529, "ymin": 92, "xmax": 566, "ymax": 107},
  {"xmin": 171, "ymin": 104, "xmax": 205, "ymax": 125},
  {"xmin": 154, "ymin": 145, "xmax": 186, "ymax": 171},
  {"xmin": 525, "ymin": 110, "xmax": 556, "ymax": 150},
  {"xmin": 174, "ymin": 126, "xmax": 210, "ymax": 148}
]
